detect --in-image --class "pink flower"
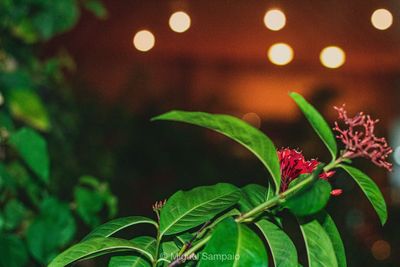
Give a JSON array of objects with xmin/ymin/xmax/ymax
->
[
  {"xmin": 333, "ymin": 105, "xmax": 393, "ymax": 171},
  {"xmin": 278, "ymin": 148, "xmax": 341, "ymax": 195}
]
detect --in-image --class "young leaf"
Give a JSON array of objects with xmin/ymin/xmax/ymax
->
[
  {"xmin": 48, "ymin": 237, "xmax": 155, "ymax": 267},
  {"xmin": 340, "ymin": 165, "xmax": 387, "ymax": 225},
  {"xmin": 284, "ymin": 179, "xmax": 331, "ymax": 217},
  {"xmin": 152, "ymin": 111, "xmax": 281, "ymax": 192},
  {"xmin": 256, "ymin": 219, "xmax": 298, "ymax": 267},
  {"xmin": 316, "ymin": 211, "xmax": 347, "ymax": 267},
  {"xmin": 299, "ymin": 218, "xmax": 338, "ymax": 267},
  {"xmin": 9, "ymin": 127, "xmax": 49, "ymax": 183},
  {"xmin": 238, "ymin": 184, "xmax": 267, "ymax": 212},
  {"xmin": 83, "ymin": 216, "xmax": 158, "ymax": 240},
  {"xmin": 7, "ymin": 88, "xmax": 51, "ymax": 131},
  {"xmin": 198, "ymin": 218, "xmax": 268, "ymax": 267},
  {"xmin": 159, "ymin": 183, "xmax": 241, "ymax": 236},
  {"xmin": 290, "ymin": 92, "xmax": 337, "ymax": 160}
]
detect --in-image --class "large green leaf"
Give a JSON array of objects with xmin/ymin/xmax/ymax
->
[
  {"xmin": 256, "ymin": 219, "xmax": 297, "ymax": 267},
  {"xmin": 26, "ymin": 198, "xmax": 76, "ymax": 265},
  {"xmin": 159, "ymin": 183, "xmax": 241, "ymax": 236},
  {"xmin": 48, "ymin": 237, "xmax": 155, "ymax": 267},
  {"xmin": 198, "ymin": 218, "xmax": 268, "ymax": 267},
  {"xmin": 108, "ymin": 236, "xmax": 156, "ymax": 267},
  {"xmin": 290, "ymin": 92, "xmax": 337, "ymax": 159},
  {"xmin": 316, "ymin": 211, "xmax": 346, "ymax": 267},
  {"xmin": 0, "ymin": 234, "xmax": 29, "ymax": 267},
  {"xmin": 9, "ymin": 127, "xmax": 49, "ymax": 183},
  {"xmin": 340, "ymin": 165, "xmax": 387, "ymax": 225},
  {"xmin": 238, "ymin": 184, "xmax": 267, "ymax": 212},
  {"xmin": 299, "ymin": 218, "xmax": 338, "ymax": 267},
  {"xmin": 284, "ymin": 178, "xmax": 331, "ymax": 217},
  {"xmin": 152, "ymin": 111, "xmax": 281, "ymax": 191},
  {"xmin": 159, "ymin": 240, "xmax": 180, "ymax": 265},
  {"xmin": 7, "ymin": 88, "xmax": 51, "ymax": 131},
  {"xmin": 84, "ymin": 216, "xmax": 158, "ymax": 240},
  {"xmin": 109, "ymin": 255, "xmax": 151, "ymax": 267}
]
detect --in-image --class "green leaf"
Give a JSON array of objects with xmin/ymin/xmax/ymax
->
[
  {"xmin": 238, "ymin": 184, "xmax": 267, "ymax": 212},
  {"xmin": 7, "ymin": 88, "xmax": 51, "ymax": 131},
  {"xmin": 256, "ymin": 219, "xmax": 297, "ymax": 267},
  {"xmin": 299, "ymin": 218, "xmax": 338, "ymax": 267},
  {"xmin": 9, "ymin": 127, "xmax": 49, "ymax": 183},
  {"xmin": 159, "ymin": 240, "xmax": 180, "ymax": 264},
  {"xmin": 3, "ymin": 199, "xmax": 27, "ymax": 230},
  {"xmin": 109, "ymin": 255, "xmax": 151, "ymax": 267},
  {"xmin": 316, "ymin": 211, "xmax": 346, "ymax": 267},
  {"xmin": 26, "ymin": 198, "xmax": 76, "ymax": 265},
  {"xmin": 83, "ymin": 0, "xmax": 108, "ymax": 19},
  {"xmin": 153, "ymin": 111, "xmax": 281, "ymax": 192},
  {"xmin": 198, "ymin": 218, "xmax": 268, "ymax": 267},
  {"xmin": 48, "ymin": 237, "xmax": 155, "ymax": 267},
  {"xmin": 340, "ymin": 165, "xmax": 387, "ymax": 225},
  {"xmin": 74, "ymin": 186, "xmax": 104, "ymax": 227},
  {"xmin": 0, "ymin": 234, "xmax": 29, "ymax": 267},
  {"xmin": 83, "ymin": 216, "xmax": 158, "ymax": 240},
  {"xmin": 159, "ymin": 183, "xmax": 241, "ymax": 236},
  {"xmin": 290, "ymin": 92, "xmax": 337, "ymax": 159},
  {"xmin": 284, "ymin": 178, "xmax": 331, "ymax": 217}
]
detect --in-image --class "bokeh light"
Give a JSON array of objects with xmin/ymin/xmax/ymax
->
[
  {"xmin": 371, "ymin": 9, "xmax": 393, "ymax": 30},
  {"xmin": 133, "ymin": 30, "xmax": 155, "ymax": 52},
  {"xmin": 320, "ymin": 46, "xmax": 346, "ymax": 69},
  {"xmin": 242, "ymin": 112, "xmax": 261, "ymax": 128},
  {"xmin": 263, "ymin": 9, "xmax": 286, "ymax": 31},
  {"xmin": 268, "ymin": 43, "xmax": 294, "ymax": 65},
  {"xmin": 169, "ymin": 11, "xmax": 191, "ymax": 33},
  {"xmin": 371, "ymin": 240, "xmax": 391, "ymax": 260}
]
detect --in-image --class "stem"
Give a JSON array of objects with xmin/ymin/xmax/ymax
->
[
  {"xmin": 168, "ymin": 235, "xmax": 211, "ymax": 267},
  {"xmin": 153, "ymin": 231, "xmax": 162, "ymax": 267}
]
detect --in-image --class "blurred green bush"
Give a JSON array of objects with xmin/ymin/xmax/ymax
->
[{"xmin": 0, "ymin": 1, "xmax": 115, "ymax": 266}]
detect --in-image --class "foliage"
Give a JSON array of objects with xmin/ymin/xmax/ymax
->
[
  {"xmin": 0, "ymin": 0, "xmax": 115, "ymax": 266},
  {"xmin": 50, "ymin": 93, "xmax": 390, "ymax": 267}
]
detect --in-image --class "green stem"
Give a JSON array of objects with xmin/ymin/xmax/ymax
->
[{"xmin": 153, "ymin": 231, "xmax": 162, "ymax": 267}]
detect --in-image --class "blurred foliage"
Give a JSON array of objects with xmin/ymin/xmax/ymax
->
[{"xmin": 0, "ymin": 0, "xmax": 116, "ymax": 266}]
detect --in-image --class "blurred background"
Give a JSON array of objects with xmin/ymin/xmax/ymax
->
[{"xmin": 1, "ymin": 0, "xmax": 400, "ymax": 266}]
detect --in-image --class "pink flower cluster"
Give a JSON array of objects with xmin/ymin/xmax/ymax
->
[
  {"xmin": 333, "ymin": 105, "xmax": 393, "ymax": 171},
  {"xmin": 278, "ymin": 148, "xmax": 340, "ymax": 195}
]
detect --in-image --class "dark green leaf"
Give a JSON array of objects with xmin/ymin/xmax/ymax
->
[
  {"xmin": 0, "ymin": 234, "xmax": 29, "ymax": 267},
  {"xmin": 26, "ymin": 198, "xmax": 76, "ymax": 264},
  {"xmin": 299, "ymin": 218, "xmax": 338, "ymax": 267},
  {"xmin": 238, "ymin": 184, "xmax": 267, "ymax": 212},
  {"xmin": 153, "ymin": 111, "xmax": 281, "ymax": 191},
  {"xmin": 340, "ymin": 165, "xmax": 387, "ymax": 225},
  {"xmin": 84, "ymin": 216, "xmax": 158, "ymax": 240},
  {"xmin": 285, "ymin": 179, "xmax": 331, "ymax": 217},
  {"xmin": 9, "ymin": 127, "xmax": 49, "ymax": 183},
  {"xmin": 48, "ymin": 237, "xmax": 154, "ymax": 267},
  {"xmin": 159, "ymin": 183, "xmax": 241, "ymax": 236},
  {"xmin": 290, "ymin": 92, "xmax": 337, "ymax": 159},
  {"xmin": 316, "ymin": 211, "xmax": 346, "ymax": 267},
  {"xmin": 7, "ymin": 88, "xmax": 51, "ymax": 131},
  {"xmin": 256, "ymin": 219, "xmax": 297, "ymax": 267},
  {"xmin": 198, "ymin": 218, "xmax": 268, "ymax": 267}
]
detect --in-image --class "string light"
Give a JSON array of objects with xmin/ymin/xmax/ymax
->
[
  {"xmin": 169, "ymin": 11, "xmax": 191, "ymax": 33},
  {"xmin": 263, "ymin": 9, "xmax": 286, "ymax": 31},
  {"xmin": 268, "ymin": 43, "xmax": 293, "ymax": 65},
  {"xmin": 133, "ymin": 30, "xmax": 155, "ymax": 52},
  {"xmin": 371, "ymin": 9, "xmax": 393, "ymax": 30},
  {"xmin": 320, "ymin": 46, "xmax": 346, "ymax": 69}
]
